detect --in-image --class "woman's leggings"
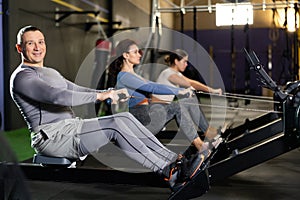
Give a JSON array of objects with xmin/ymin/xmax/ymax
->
[
  {"xmin": 129, "ymin": 97, "xmax": 209, "ymax": 142},
  {"xmin": 78, "ymin": 112, "xmax": 177, "ymax": 173}
]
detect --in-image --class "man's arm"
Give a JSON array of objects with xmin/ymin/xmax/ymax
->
[
  {"xmin": 12, "ymin": 70, "xmax": 97, "ymax": 106},
  {"xmin": 65, "ymin": 79, "xmax": 107, "ymax": 93}
]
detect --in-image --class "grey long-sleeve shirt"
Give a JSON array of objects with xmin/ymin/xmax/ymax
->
[{"xmin": 10, "ymin": 64, "xmax": 100, "ymax": 131}]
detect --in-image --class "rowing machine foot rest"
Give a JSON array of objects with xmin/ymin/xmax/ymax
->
[{"xmin": 33, "ymin": 153, "xmax": 74, "ymax": 167}]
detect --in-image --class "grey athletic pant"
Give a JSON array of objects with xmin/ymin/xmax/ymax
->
[
  {"xmin": 31, "ymin": 112, "xmax": 177, "ymax": 173},
  {"xmin": 129, "ymin": 97, "xmax": 209, "ymax": 142}
]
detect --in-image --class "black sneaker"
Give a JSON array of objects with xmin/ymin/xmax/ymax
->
[
  {"xmin": 176, "ymin": 151, "xmax": 207, "ymax": 183},
  {"xmin": 162, "ymin": 156, "xmax": 184, "ymax": 188},
  {"xmin": 166, "ymin": 151, "xmax": 210, "ymax": 192}
]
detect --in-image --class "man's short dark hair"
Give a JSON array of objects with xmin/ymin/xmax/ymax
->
[{"xmin": 16, "ymin": 25, "xmax": 42, "ymax": 45}]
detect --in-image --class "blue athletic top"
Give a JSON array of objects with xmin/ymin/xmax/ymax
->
[
  {"xmin": 116, "ymin": 72, "xmax": 181, "ymax": 107},
  {"xmin": 10, "ymin": 64, "xmax": 103, "ymax": 131}
]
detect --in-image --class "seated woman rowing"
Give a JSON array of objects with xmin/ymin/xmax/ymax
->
[
  {"xmin": 108, "ymin": 39, "xmax": 224, "ymax": 156},
  {"xmin": 153, "ymin": 49, "xmax": 225, "ymax": 141}
]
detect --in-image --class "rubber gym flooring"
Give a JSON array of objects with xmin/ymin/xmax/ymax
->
[
  {"xmin": 3, "ymin": 98, "xmax": 300, "ymax": 200},
  {"xmin": 26, "ymin": 148, "xmax": 300, "ymax": 200}
]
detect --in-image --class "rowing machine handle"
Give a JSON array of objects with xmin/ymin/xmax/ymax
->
[
  {"xmin": 177, "ymin": 92, "xmax": 191, "ymax": 99},
  {"xmin": 106, "ymin": 93, "xmax": 127, "ymax": 105}
]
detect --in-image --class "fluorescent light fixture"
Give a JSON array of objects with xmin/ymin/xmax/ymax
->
[
  {"xmin": 286, "ymin": 5, "xmax": 299, "ymax": 32},
  {"xmin": 216, "ymin": 3, "xmax": 253, "ymax": 26}
]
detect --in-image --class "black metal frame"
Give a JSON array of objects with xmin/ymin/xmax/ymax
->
[
  {"xmin": 208, "ymin": 110, "xmax": 299, "ymax": 183},
  {"xmin": 3, "ymin": 0, "xmax": 10, "ymax": 130},
  {"xmin": 205, "ymin": 50, "xmax": 299, "ymax": 182},
  {"xmin": 55, "ymin": 11, "xmax": 99, "ymax": 23}
]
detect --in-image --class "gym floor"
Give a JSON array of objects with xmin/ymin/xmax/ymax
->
[
  {"xmin": 26, "ymin": 148, "xmax": 300, "ymax": 200},
  {"xmin": 15, "ymin": 98, "xmax": 300, "ymax": 199}
]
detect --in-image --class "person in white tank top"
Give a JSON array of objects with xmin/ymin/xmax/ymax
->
[
  {"xmin": 153, "ymin": 49, "xmax": 222, "ymax": 102},
  {"xmin": 153, "ymin": 49, "xmax": 224, "ymax": 140}
]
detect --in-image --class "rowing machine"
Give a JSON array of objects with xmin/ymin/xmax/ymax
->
[{"xmin": 207, "ymin": 50, "xmax": 300, "ymax": 184}]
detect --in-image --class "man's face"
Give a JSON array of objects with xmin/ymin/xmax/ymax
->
[{"xmin": 17, "ymin": 30, "xmax": 46, "ymax": 67}]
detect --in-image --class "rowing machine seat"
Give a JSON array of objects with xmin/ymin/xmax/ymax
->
[{"xmin": 33, "ymin": 153, "xmax": 75, "ymax": 167}]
